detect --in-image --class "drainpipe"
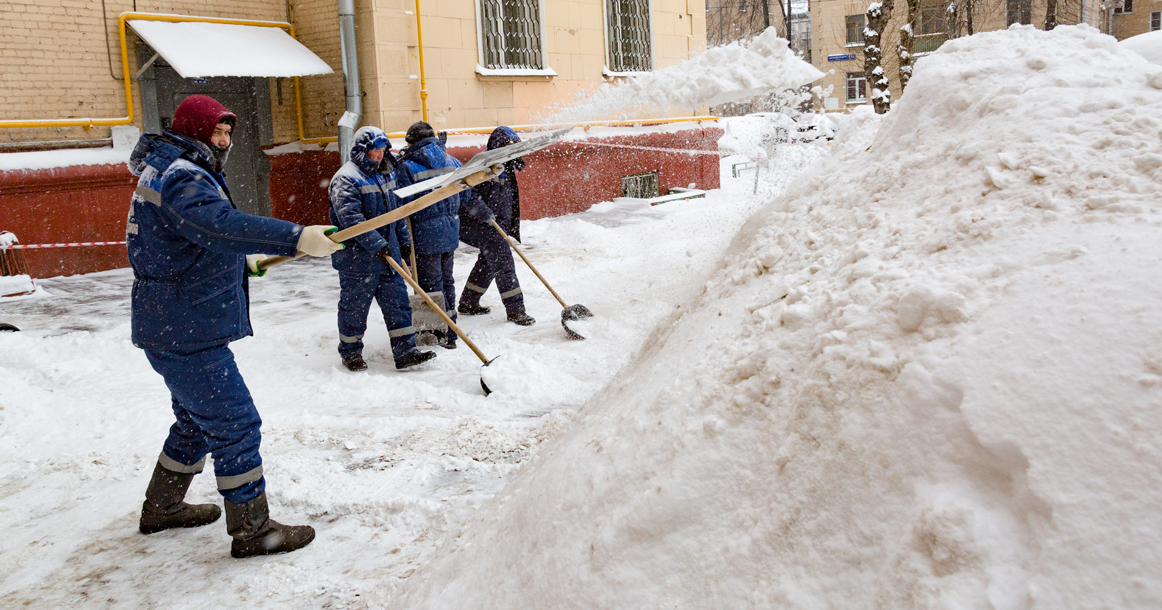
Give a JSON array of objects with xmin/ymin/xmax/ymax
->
[{"xmin": 337, "ymin": 0, "xmax": 362, "ymax": 164}]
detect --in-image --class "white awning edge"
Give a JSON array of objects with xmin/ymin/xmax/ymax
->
[{"xmin": 128, "ymin": 20, "xmax": 334, "ymax": 78}]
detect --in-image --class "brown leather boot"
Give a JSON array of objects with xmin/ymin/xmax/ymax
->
[
  {"xmin": 139, "ymin": 462, "xmax": 221, "ymax": 535},
  {"xmin": 225, "ymin": 492, "xmax": 315, "ymax": 558}
]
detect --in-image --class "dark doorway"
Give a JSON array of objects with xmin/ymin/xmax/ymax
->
[{"xmin": 137, "ymin": 44, "xmax": 274, "ymax": 217}]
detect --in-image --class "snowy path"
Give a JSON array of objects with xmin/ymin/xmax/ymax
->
[{"xmin": 0, "ymin": 144, "xmax": 822, "ymax": 608}]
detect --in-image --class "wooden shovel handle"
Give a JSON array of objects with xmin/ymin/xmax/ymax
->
[
  {"xmin": 491, "ymin": 219, "xmax": 568, "ymax": 309},
  {"xmin": 382, "ymin": 255, "xmax": 491, "ymax": 365},
  {"xmin": 257, "ymin": 168, "xmax": 499, "ymax": 272}
]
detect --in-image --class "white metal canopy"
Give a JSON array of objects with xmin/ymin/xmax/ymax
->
[{"xmin": 127, "ymin": 19, "xmax": 333, "ymax": 78}]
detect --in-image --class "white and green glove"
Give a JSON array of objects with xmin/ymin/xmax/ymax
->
[{"xmin": 297, "ymin": 225, "xmax": 344, "ymax": 257}]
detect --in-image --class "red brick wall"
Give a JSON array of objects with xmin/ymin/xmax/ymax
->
[{"xmin": 0, "ymin": 127, "xmax": 722, "ymax": 278}]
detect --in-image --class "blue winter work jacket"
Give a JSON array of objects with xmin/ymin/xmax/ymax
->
[
  {"xmin": 463, "ymin": 127, "xmax": 524, "ymax": 247},
  {"xmin": 395, "ymin": 137, "xmax": 490, "ymax": 255},
  {"xmin": 126, "ymin": 132, "xmax": 302, "ymax": 350},
  {"xmin": 328, "ymin": 126, "xmax": 411, "ymax": 274}
]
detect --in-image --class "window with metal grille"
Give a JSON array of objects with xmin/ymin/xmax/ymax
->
[
  {"xmin": 622, "ymin": 171, "xmax": 660, "ymax": 198},
  {"xmin": 607, "ymin": 0, "xmax": 652, "ymax": 72},
  {"xmin": 480, "ymin": 0, "xmax": 545, "ymax": 70}
]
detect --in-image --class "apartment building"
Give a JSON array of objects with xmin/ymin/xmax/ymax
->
[{"xmin": 809, "ymin": 0, "xmax": 1120, "ymax": 111}]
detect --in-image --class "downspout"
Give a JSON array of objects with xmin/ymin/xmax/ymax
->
[{"xmin": 337, "ymin": 0, "xmax": 362, "ymax": 164}]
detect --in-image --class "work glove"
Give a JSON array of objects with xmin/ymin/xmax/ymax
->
[
  {"xmin": 399, "ymin": 242, "xmax": 413, "ymax": 262},
  {"xmin": 463, "ymin": 200, "xmax": 495, "ymax": 224},
  {"xmin": 375, "ymin": 246, "xmax": 396, "ymax": 274},
  {"xmin": 245, "ymin": 254, "xmax": 267, "ymax": 277},
  {"xmin": 297, "ymin": 225, "xmax": 344, "ymax": 257}
]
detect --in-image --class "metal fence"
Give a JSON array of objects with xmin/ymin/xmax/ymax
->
[
  {"xmin": 607, "ymin": 0, "xmax": 652, "ymax": 72},
  {"xmin": 480, "ymin": 0, "xmax": 545, "ymax": 70}
]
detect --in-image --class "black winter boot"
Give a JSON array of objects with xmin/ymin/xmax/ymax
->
[
  {"xmin": 395, "ymin": 349, "xmax": 437, "ymax": 369},
  {"xmin": 507, "ymin": 311, "xmax": 536, "ymax": 326},
  {"xmin": 225, "ymin": 492, "xmax": 315, "ymax": 558},
  {"xmin": 457, "ymin": 302, "xmax": 491, "ymax": 315},
  {"xmin": 139, "ymin": 462, "xmax": 222, "ymax": 535},
  {"xmin": 342, "ymin": 353, "xmax": 368, "ymax": 372}
]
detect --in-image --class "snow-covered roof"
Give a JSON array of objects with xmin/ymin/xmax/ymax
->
[{"xmin": 128, "ymin": 19, "xmax": 333, "ymax": 78}]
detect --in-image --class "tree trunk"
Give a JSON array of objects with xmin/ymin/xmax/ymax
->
[
  {"xmin": 966, "ymin": 0, "xmax": 974, "ymax": 34},
  {"xmin": 1044, "ymin": 0, "xmax": 1058, "ymax": 29},
  {"xmin": 864, "ymin": 0, "xmax": 895, "ymax": 114},
  {"xmin": 898, "ymin": 0, "xmax": 919, "ymax": 92}
]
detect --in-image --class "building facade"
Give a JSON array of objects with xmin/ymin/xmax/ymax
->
[{"xmin": 808, "ymin": 0, "xmax": 1137, "ymax": 112}]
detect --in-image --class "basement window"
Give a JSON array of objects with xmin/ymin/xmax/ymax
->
[
  {"xmin": 478, "ymin": 0, "xmax": 554, "ymax": 75},
  {"xmin": 605, "ymin": 0, "xmax": 653, "ymax": 75},
  {"xmin": 622, "ymin": 171, "xmax": 660, "ymax": 199}
]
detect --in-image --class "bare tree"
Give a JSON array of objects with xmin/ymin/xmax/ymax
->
[
  {"xmin": 898, "ymin": 0, "xmax": 919, "ymax": 92},
  {"xmin": 1045, "ymin": 0, "xmax": 1059, "ymax": 29},
  {"xmin": 864, "ymin": 0, "xmax": 895, "ymax": 114}
]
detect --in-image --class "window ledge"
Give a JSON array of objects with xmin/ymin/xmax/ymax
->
[
  {"xmin": 603, "ymin": 67, "xmax": 651, "ymax": 78},
  {"xmin": 845, "ymin": 42, "xmax": 864, "ymax": 47},
  {"xmin": 475, "ymin": 65, "xmax": 557, "ymax": 78}
]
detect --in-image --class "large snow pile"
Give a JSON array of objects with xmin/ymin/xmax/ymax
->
[
  {"xmin": 1121, "ymin": 29, "xmax": 1162, "ymax": 65},
  {"xmin": 387, "ymin": 25, "xmax": 1162, "ymax": 609},
  {"xmin": 546, "ymin": 28, "xmax": 823, "ymax": 122}
]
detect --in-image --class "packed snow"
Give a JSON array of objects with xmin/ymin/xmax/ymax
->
[
  {"xmin": 545, "ymin": 27, "xmax": 823, "ymax": 123},
  {"xmin": 0, "ymin": 135, "xmax": 819, "ymax": 607},
  {"xmin": 2, "ymin": 21, "xmax": 1161, "ymax": 610},
  {"xmin": 384, "ymin": 24, "xmax": 1162, "ymax": 609}
]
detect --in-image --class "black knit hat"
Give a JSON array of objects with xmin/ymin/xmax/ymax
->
[{"xmin": 405, "ymin": 121, "xmax": 436, "ymax": 145}]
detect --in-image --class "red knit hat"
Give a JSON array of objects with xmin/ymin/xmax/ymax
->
[{"xmin": 171, "ymin": 94, "xmax": 237, "ymax": 145}]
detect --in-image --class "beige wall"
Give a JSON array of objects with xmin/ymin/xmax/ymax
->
[
  {"xmin": 1110, "ymin": 1, "xmax": 1161, "ymax": 39},
  {"xmin": 1, "ymin": 0, "xmax": 707, "ymax": 146}
]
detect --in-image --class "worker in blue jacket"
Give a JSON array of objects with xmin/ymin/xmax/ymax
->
[
  {"xmin": 458, "ymin": 126, "xmax": 535, "ymax": 325},
  {"xmin": 395, "ymin": 122, "xmax": 495, "ymax": 348},
  {"xmin": 329, "ymin": 126, "xmax": 436, "ymax": 372},
  {"xmin": 127, "ymin": 94, "xmax": 339, "ymax": 558}
]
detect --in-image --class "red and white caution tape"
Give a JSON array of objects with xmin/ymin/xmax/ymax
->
[{"xmin": 0, "ymin": 241, "xmax": 126, "ymax": 250}]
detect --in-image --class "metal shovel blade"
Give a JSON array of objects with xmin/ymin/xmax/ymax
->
[
  {"xmin": 560, "ymin": 304, "xmax": 593, "ymax": 341},
  {"xmin": 0, "ymin": 323, "xmax": 19, "ymax": 332},
  {"xmin": 479, "ymin": 356, "xmax": 504, "ymax": 396}
]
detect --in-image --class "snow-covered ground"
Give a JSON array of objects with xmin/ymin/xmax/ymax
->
[
  {"xmin": 384, "ymin": 25, "xmax": 1162, "ymax": 609},
  {"xmin": 0, "ymin": 130, "xmax": 820, "ymax": 607},
  {"xmin": 4, "ymin": 22, "xmax": 1162, "ymax": 610}
]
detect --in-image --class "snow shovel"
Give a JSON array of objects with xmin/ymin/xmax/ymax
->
[
  {"xmin": 381, "ymin": 255, "xmax": 497, "ymax": 395},
  {"xmin": 490, "ymin": 219, "xmax": 593, "ymax": 341},
  {"xmin": 403, "ymin": 217, "xmax": 448, "ymax": 341},
  {"xmin": 256, "ymin": 128, "xmax": 571, "ymax": 274},
  {"xmin": 0, "ymin": 323, "xmax": 18, "ymax": 332}
]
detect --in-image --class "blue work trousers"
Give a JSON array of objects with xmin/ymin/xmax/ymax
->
[
  {"xmin": 337, "ymin": 271, "xmax": 418, "ymax": 360},
  {"xmin": 462, "ymin": 230, "xmax": 525, "ymax": 317},
  {"xmin": 143, "ymin": 344, "xmax": 265, "ymax": 504},
  {"xmin": 416, "ymin": 251, "xmax": 458, "ymax": 344}
]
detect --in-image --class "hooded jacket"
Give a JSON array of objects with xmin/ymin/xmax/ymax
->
[
  {"xmin": 125, "ymin": 129, "xmax": 302, "ymax": 350},
  {"xmin": 328, "ymin": 126, "xmax": 411, "ymax": 274},
  {"xmin": 464, "ymin": 127, "xmax": 524, "ymax": 245},
  {"xmin": 395, "ymin": 136, "xmax": 489, "ymax": 255}
]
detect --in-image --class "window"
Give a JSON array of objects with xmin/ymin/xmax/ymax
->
[
  {"xmin": 846, "ymin": 72, "xmax": 866, "ymax": 102},
  {"xmin": 1152, "ymin": 10, "xmax": 1161, "ymax": 29},
  {"xmin": 1114, "ymin": 0, "xmax": 1132, "ymax": 13},
  {"xmin": 607, "ymin": 0, "xmax": 652, "ymax": 73},
  {"xmin": 1007, "ymin": 0, "xmax": 1031, "ymax": 24},
  {"xmin": 480, "ymin": 0, "xmax": 546, "ymax": 70},
  {"xmin": 919, "ymin": 0, "xmax": 946, "ymax": 35},
  {"xmin": 845, "ymin": 15, "xmax": 865, "ymax": 46}
]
